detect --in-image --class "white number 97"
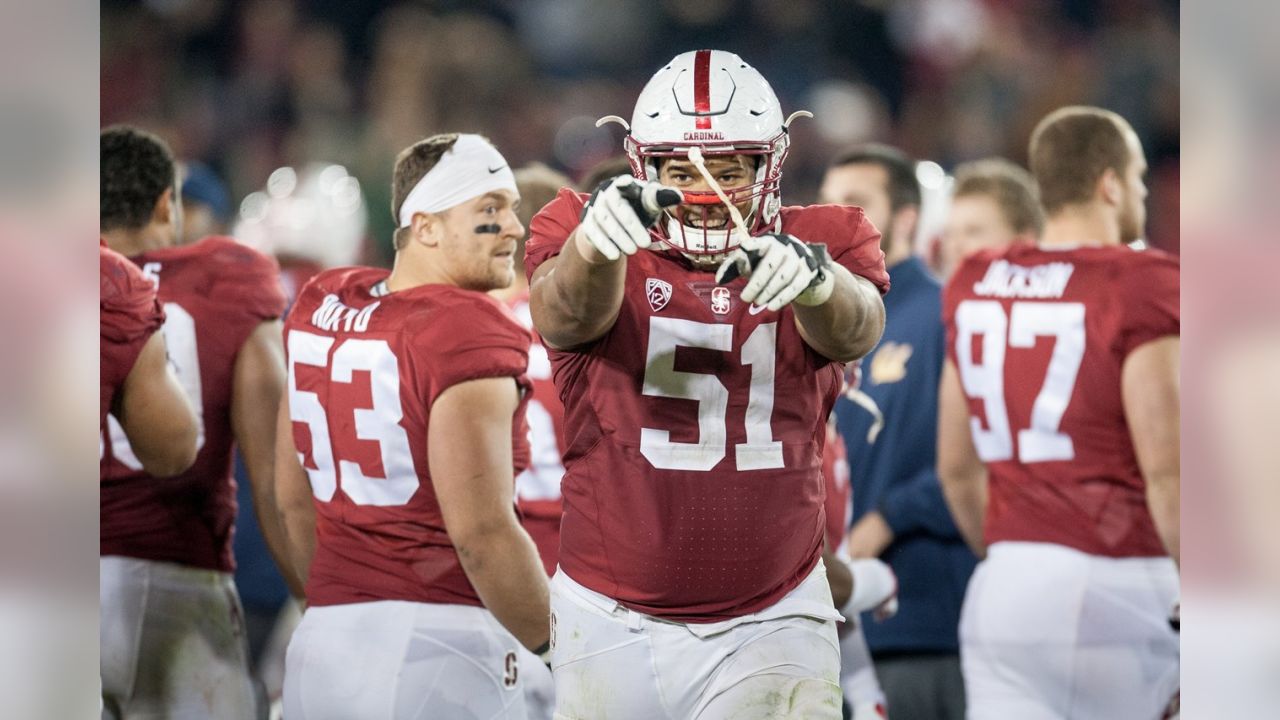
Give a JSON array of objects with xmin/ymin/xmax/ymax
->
[{"xmin": 955, "ymin": 300, "xmax": 1085, "ymax": 464}]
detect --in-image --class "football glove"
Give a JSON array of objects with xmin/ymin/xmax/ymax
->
[
  {"xmin": 577, "ymin": 176, "xmax": 682, "ymax": 261},
  {"xmin": 840, "ymin": 557, "xmax": 899, "ymax": 622},
  {"xmin": 715, "ymin": 233, "xmax": 835, "ymax": 310}
]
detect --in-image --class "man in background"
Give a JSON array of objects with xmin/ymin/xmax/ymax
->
[
  {"xmin": 494, "ymin": 162, "xmax": 574, "ymax": 579},
  {"xmin": 179, "ymin": 161, "xmax": 233, "ymax": 244},
  {"xmin": 939, "ymin": 106, "xmax": 1179, "ymax": 720},
  {"xmin": 821, "ymin": 144, "xmax": 974, "ymax": 720},
  {"xmin": 493, "ymin": 161, "xmax": 574, "ymax": 720},
  {"xmin": 937, "ymin": 158, "xmax": 1042, "ymax": 279},
  {"xmin": 99, "ymin": 242, "xmax": 199, "ymax": 479},
  {"xmin": 100, "ymin": 126, "xmax": 288, "ymax": 719}
]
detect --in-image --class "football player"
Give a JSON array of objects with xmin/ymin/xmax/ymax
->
[
  {"xmin": 276, "ymin": 133, "xmax": 550, "ymax": 719},
  {"xmin": 526, "ymin": 50, "xmax": 889, "ymax": 719},
  {"xmin": 99, "ymin": 241, "xmax": 198, "ymax": 478},
  {"xmin": 495, "ymin": 163, "xmax": 575, "ymax": 581},
  {"xmin": 99, "ymin": 126, "xmax": 288, "ymax": 718},
  {"xmin": 492, "ymin": 162, "xmax": 575, "ymax": 720},
  {"xmin": 938, "ymin": 106, "xmax": 1179, "ymax": 719}
]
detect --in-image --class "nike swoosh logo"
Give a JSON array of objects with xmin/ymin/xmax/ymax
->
[
  {"xmin": 748, "ymin": 303, "xmax": 768, "ymax": 315},
  {"xmin": 488, "ymin": 165, "xmax": 507, "ymax": 173}
]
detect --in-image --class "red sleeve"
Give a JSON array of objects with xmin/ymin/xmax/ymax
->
[
  {"xmin": 1117, "ymin": 250, "xmax": 1179, "ymax": 358},
  {"xmin": 782, "ymin": 204, "xmax": 890, "ymax": 295},
  {"xmin": 525, "ymin": 187, "xmax": 589, "ymax": 282},
  {"xmin": 417, "ymin": 295, "xmax": 533, "ymax": 406},
  {"xmin": 100, "ymin": 245, "xmax": 165, "ymax": 390},
  {"xmin": 205, "ymin": 236, "xmax": 288, "ymax": 321}
]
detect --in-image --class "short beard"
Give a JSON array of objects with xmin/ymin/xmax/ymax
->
[{"xmin": 1119, "ymin": 204, "xmax": 1143, "ymax": 245}]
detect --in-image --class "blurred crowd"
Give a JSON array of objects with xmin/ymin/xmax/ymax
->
[{"xmin": 101, "ymin": 0, "xmax": 1179, "ymax": 264}]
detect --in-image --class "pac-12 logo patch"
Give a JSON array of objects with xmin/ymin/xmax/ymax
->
[
  {"xmin": 711, "ymin": 286, "xmax": 731, "ymax": 315},
  {"xmin": 647, "ymin": 278, "xmax": 673, "ymax": 312}
]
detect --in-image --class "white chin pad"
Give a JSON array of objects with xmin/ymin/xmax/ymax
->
[{"xmin": 667, "ymin": 217, "xmax": 739, "ymax": 255}]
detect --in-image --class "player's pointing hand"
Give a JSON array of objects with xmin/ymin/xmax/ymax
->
[
  {"xmin": 576, "ymin": 176, "xmax": 682, "ymax": 261},
  {"xmin": 715, "ymin": 232, "xmax": 836, "ymax": 310}
]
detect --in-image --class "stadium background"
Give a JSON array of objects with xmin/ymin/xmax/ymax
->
[{"xmin": 101, "ymin": 0, "xmax": 1180, "ymax": 269}]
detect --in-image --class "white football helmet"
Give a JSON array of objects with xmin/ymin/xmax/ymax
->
[{"xmin": 601, "ymin": 50, "xmax": 810, "ymax": 257}]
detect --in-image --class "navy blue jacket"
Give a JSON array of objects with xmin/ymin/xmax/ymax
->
[
  {"xmin": 835, "ymin": 257, "xmax": 977, "ymax": 654},
  {"xmin": 233, "ymin": 453, "xmax": 289, "ymax": 613}
]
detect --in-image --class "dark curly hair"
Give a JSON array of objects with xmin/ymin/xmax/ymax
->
[{"xmin": 101, "ymin": 125, "xmax": 176, "ymax": 231}]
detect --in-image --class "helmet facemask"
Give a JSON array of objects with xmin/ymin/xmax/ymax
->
[{"xmin": 625, "ymin": 136, "xmax": 789, "ymax": 258}]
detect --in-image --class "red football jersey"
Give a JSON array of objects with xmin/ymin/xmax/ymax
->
[
  {"xmin": 526, "ymin": 188, "xmax": 889, "ymax": 621},
  {"xmin": 507, "ymin": 291, "xmax": 566, "ymax": 576},
  {"xmin": 285, "ymin": 267, "xmax": 532, "ymax": 607},
  {"xmin": 822, "ymin": 421, "xmax": 851, "ymax": 551},
  {"xmin": 101, "ymin": 237, "xmax": 286, "ymax": 571},
  {"xmin": 942, "ymin": 244, "xmax": 1179, "ymax": 557},
  {"xmin": 99, "ymin": 242, "xmax": 165, "ymax": 436}
]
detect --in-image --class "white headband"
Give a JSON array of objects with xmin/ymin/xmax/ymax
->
[{"xmin": 397, "ymin": 134, "xmax": 518, "ymax": 227}]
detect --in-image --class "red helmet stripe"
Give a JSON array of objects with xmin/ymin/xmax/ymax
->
[{"xmin": 694, "ymin": 49, "xmax": 712, "ymax": 129}]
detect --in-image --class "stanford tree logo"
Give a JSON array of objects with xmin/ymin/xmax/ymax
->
[{"xmin": 711, "ymin": 286, "xmax": 731, "ymax": 315}]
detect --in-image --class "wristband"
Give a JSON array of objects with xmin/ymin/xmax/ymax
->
[{"xmin": 839, "ymin": 556, "xmax": 898, "ymax": 620}]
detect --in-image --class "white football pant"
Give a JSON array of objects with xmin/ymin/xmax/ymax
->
[
  {"xmin": 517, "ymin": 643, "xmax": 555, "ymax": 720},
  {"xmin": 960, "ymin": 541, "xmax": 1179, "ymax": 720},
  {"xmin": 99, "ymin": 555, "xmax": 255, "ymax": 719},
  {"xmin": 839, "ymin": 620, "xmax": 888, "ymax": 718},
  {"xmin": 283, "ymin": 600, "xmax": 527, "ymax": 719},
  {"xmin": 549, "ymin": 560, "xmax": 843, "ymax": 720}
]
